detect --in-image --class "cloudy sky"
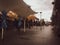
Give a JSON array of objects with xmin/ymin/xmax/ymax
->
[{"xmin": 23, "ymin": 0, "xmax": 54, "ymax": 21}]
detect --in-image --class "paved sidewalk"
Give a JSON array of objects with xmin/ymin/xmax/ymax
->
[{"xmin": 0, "ymin": 25, "xmax": 60, "ymax": 45}]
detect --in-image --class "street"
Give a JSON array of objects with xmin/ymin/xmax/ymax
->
[{"xmin": 0, "ymin": 25, "xmax": 60, "ymax": 45}]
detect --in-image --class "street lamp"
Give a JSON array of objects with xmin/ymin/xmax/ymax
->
[
  {"xmin": 52, "ymin": 2, "xmax": 55, "ymax": 5},
  {"xmin": 35, "ymin": 12, "xmax": 42, "ymax": 20},
  {"xmin": 40, "ymin": 12, "xmax": 42, "ymax": 20}
]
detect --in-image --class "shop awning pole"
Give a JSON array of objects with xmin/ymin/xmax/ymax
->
[
  {"xmin": 1, "ymin": 28, "xmax": 4, "ymax": 39},
  {"xmin": 24, "ymin": 19, "xmax": 26, "ymax": 32}
]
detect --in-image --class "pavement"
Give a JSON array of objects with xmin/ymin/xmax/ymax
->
[{"xmin": 0, "ymin": 25, "xmax": 60, "ymax": 45}]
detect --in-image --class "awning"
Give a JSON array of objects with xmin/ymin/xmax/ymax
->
[
  {"xmin": 0, "ymin": 0, "xmax": 36, "ymax": 17},
  {"xmin": 7, "ymin": 11, "xmax": 18, "ymax": 21},
  {"xmin": 27, "ymin": 15, "xmax": 39, "ymax": 21}
]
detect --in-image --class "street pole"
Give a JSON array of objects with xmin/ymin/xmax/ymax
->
[
  {"xmin": 40, "ymin": 12, "xmax": 42, "ymax": 25},
  {"xmin": 40, "ymin": 12, "xmax": 42, "ymax": 20},
  {"xmin": 24, "ymin": 18, "xmax": 26, "ymax": 32},
  {"xmin": 40, "ymin": 12, "xmax": 42, "ymax": 30},
  {"xmin": 1, "ymin": 28, "xmax": 4, "ymax": 39}
]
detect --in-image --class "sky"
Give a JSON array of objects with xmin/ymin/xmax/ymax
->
[{"xmin": 23, "ymin": 0, "xmax": 54, "ymax": 22}]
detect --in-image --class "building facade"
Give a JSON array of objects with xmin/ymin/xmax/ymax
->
[{"xmin": 51, "ymin": 0, "xmax": 60, "ymax": 26}]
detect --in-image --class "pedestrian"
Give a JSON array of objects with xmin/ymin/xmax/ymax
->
[
  {"xmin": 40, "ymin": 19, "xmax": 45, "ymax": 30},
  {"xmin": 28, "ymin": 19, "xmax": 32, "ymax": 29},
  {"xmin": 0, "ymin": 14, "xmax": 2, "ymax": 30},
  {"xmin": 14, "ymin": 16, "xmax": 22, "ymax": 32},
  {"xmin": 1, "ymin": 10, "xmax": 7, "ymax": 30}
]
